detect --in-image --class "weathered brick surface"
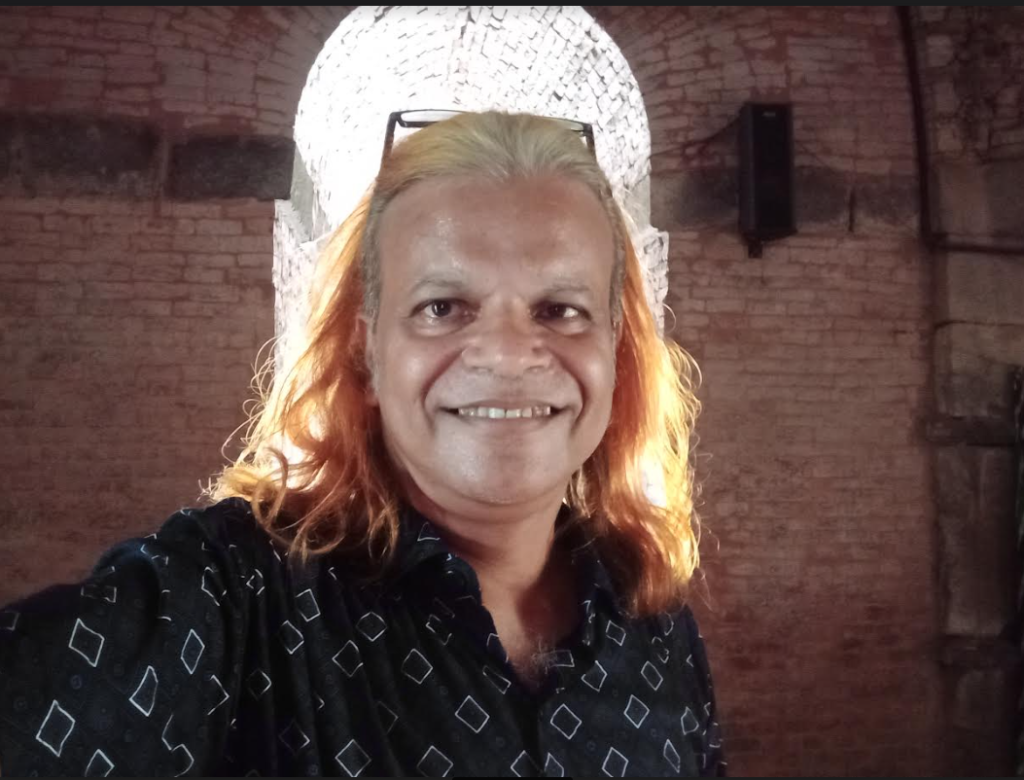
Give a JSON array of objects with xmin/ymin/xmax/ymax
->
[
  {"xmin": 593, "ymin": 8, "xmax": 940, "ymax": 775},
  {"xmin": 0, "ymin": 195, "xmax": 274, "ymax": 612},
  {"xmin": 0, "ymin": 6, "xmax": 354, "ymax": 136},
  {"xmin": 659, "ymin": 232, "xmax": 936, "ymax": 776},
  {"xmin": 915, "ymin": 7, "xmax": 1024, "ymax": 161}
]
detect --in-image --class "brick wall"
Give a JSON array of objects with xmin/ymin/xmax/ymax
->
[
  {"xmin": 0, "ymin": 6, "xmax": 351, "ymax": 136},
  {"xmin": 916, "ymin": 6, "xmax": 1024, "ymax": 161},
  {"xmin": 593, "ymin": 6, "xmax": 940, "ymax": 776},
  {"xmin": 0, "ymin": 195, "xmax": 274, "ymax": 604},
  {"xmin": 912, "ymin": 7, "xmax": 1024, "ymax": 776},
  {"xmin": 0, "ymin": 5, "xmax": 962, "ymax": 776},
  {"xmin": 664, "ymin": 232, "xmax": 935, "ymax": 776}
]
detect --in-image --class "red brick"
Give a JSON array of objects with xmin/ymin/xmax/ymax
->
[
  {"xmin": 106, "ymin": 69, "xmax": 159, "ymax": 85},
  {"xmin": 101, "ymin": 6, "xmax": 157, "ymax": 25},
  {"xmin": 195, "ymin": 219, "xmax": 243, "ymax": 236},
  {"xmin": 236, "ymin": 253, "xmax": 269, "ymax": 267},
  {"xmin": 183, "ymin": 268, "xmax": 225, "ymax": 284},
  {"xmin": 132, "ymin": 265, "xmax": 184, "ymax": 283}
]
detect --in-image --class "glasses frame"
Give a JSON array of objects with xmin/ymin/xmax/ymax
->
[{"xmin": 380, "ymin": 109, "xmax": 596, "ymax": 166}]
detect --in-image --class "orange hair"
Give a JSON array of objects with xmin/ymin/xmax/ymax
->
[{"xmin": 208, "ymin": 111, "xmax": 703, "ymax": 616}]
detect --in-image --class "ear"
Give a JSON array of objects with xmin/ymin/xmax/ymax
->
[{"xmin": 356, "ymin": 313, "xmax": 380, "ymax": 407}]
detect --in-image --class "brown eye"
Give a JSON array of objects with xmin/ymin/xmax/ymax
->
[
  {"xmin": 416, "ymin": 299, "xmax": 466, "ymax": 322},
  {"xmin": 539, "ymin": 303, "xmax": 585, "ymax": 321},
  {"xmin": 427, "ymin": 301, "xmax": 453, "ymax": 318}
]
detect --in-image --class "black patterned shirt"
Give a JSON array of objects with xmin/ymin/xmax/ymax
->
[{"xmin": 0, "ymin": 497, "xmax": 725, "ymax": 776}]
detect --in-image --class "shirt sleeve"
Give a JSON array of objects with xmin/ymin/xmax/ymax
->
[
  {"xmin": 681, "ymin": 605, "xmax": 727, "ymax": 777},
  {"xmin": 0, "ymin": 500, "xmax": 256, "ymax": 777}
]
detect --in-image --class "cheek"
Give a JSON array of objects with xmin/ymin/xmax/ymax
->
[
  {"xmin": 377, "ymin": 336, "xmax": 450, "ymax": 409},
  {"xmin": 569, "ymin": 341, "xmax": 617, "ymax": 413}
]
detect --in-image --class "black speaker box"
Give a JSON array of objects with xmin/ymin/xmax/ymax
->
[{"xmin": 739, "ymin": 103, "xmax": 795, "ymax": 253}]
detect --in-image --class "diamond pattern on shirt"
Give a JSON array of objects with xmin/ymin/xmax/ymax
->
[
  {"xmin": 336, "ymin": 739, "xmax": 371, "ymax": 777},
  {"xmin": 417, "ymin": 745, "xmax": 454, "ymax": 777},
  {"xmin": 333, "ymin": 640, "xmax": 363, "ymax": 678},
  {"xmin": 0, "ymin": 498, "xmax": 726, "ymax": 777},
  {"xmin": 180, "ymin": 629, "xmax": 204, "ymax": 674},
  {"xmin": 550, "ymin": 703, "xmax": 583, "ymax": 740},
  {"xmin": 36, "ymin": 700, "xmax": 75, "ymax": 758},
  {"xmin": 455, "ymin": 695, "xmax": 490, "ymax": 733},
  {"xmin": 69, "ymin": 618, "xmax": 105, "ymax": 668},
  {"xmin": 85, "ymin": 748, "xmax": 114, "ymax": 777}
]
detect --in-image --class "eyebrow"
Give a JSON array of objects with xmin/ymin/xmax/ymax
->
[
  {"xmin": 407, "ymin": 273, "xmax": 596, "ymax": 298},
  {"xmin": 540, "ymin": 280, "xmax": 593, "ymax": 296},
  {"xmin": 407, "ymin": 273, "xmax": 467, "ymax": 297}
]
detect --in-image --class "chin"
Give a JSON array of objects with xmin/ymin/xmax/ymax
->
[{"xmin": 453, "ymin": 473, "xmax": 566, "ymax": 507}]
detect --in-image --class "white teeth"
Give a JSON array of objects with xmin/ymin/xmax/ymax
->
[{"xmin": 454, "ymin": 405, "xmax": 553, "ymax": 419}]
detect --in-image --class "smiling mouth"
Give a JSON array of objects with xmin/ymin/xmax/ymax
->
[{"xmin": 442, "ymin": 405, "xmax": 564, "ymax": 419}]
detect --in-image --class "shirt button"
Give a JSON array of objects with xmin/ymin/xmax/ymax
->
[{"xmin": 70, "ymin": 674, "xmax": 83, "ymax": 690}]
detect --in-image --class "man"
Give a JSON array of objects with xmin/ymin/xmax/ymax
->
[{"xmin": 0, "ymin": 110, "xmax": 724, "ymax": 776}]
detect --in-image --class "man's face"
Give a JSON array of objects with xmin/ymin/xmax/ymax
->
[{"xmin": 365, "ymin": 174, "xmax": 618, "ymax": 517}]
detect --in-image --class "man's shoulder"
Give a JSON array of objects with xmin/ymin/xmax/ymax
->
[
  {"xmin": 152, "ymin": 496, "xmax": 272, "ymax": 549},
  {"xmin": 676, "ymin": 603, "xmax": 710, "ymax": 650},
  {"xmin": 86, "ymin": 496, "xmax": 283, "ymax": 584},
  {"xmin": 638, "ymin": 602, "xmax": 712, "ymax": 659}
]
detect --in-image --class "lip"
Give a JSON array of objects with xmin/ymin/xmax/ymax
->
[
  {"xmin": 442, "ymin": 399, "xmax": 561, "ymax": 411},
  {"xmin": 443, "ymin": 410, "xmax": 566, "ymax": 428},
  {"xmin": 439, "ymin": 402, "xmax": 568, "ymax": 422}
]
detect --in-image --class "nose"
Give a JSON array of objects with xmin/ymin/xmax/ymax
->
[{"xmin": 460, "ymin": 305, "xmax": 552, "ymax": 377}]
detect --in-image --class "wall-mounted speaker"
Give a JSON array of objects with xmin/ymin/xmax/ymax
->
[{"xmin": 739, "ymin": 102, "xmax": 795, "ymax": 257}]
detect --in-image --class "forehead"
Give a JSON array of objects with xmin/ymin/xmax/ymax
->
[{"xmin": 377, "ymin": 174, "xmax": 615, "ymax": 288}]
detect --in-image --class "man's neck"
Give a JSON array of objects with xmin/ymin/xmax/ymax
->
[
  {"xmin": 399, "ymin": 477, "xmax": 569, "ymax": 599},
  {"xmin": 401, "ymin": 481, "xmax": 582, "ymax": 682}
]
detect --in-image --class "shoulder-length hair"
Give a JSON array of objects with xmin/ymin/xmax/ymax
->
[{"xmin": 208, "ymin": 111, "xmax": 703, "ymax": 617}]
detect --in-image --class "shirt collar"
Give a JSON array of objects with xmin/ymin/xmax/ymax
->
[
  {"xmin": 390, "ymin": 502, "xmax": 623, "ymax": 618},
  {"xmin": 388, "ymin": 504, "xmax": 459, "ymax": 590}
]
